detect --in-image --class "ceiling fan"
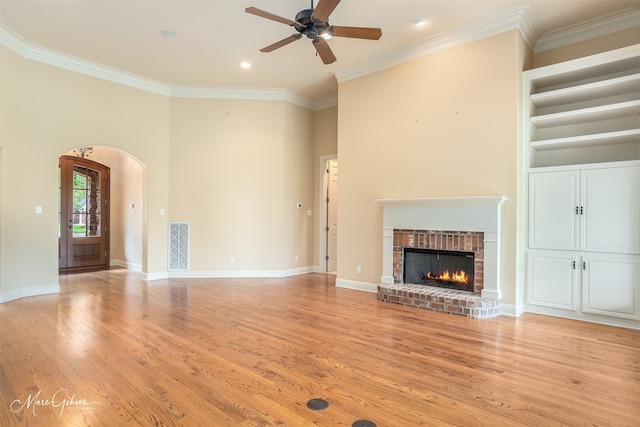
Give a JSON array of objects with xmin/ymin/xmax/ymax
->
[{"xmin": 245, "ymin": 0, "xmax": 382, "ymax": 64}]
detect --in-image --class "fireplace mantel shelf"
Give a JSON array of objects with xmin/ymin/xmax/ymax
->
[{"xmin": 374, "ymin": 196, "xmax": 507, "ymax": 207}]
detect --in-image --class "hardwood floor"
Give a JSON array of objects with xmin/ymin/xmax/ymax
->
[{"xmin": 1, "ymin": 270, "xmax": 638, "ymax": 426}]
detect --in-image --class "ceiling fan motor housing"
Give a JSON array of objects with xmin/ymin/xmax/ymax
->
[
  {"xmin": 295, "ymin": 8, "xmax": 314, "ymax": 25},
  {"xmin": 295, "ymin": 8, "xmax": 331, "ymax": 39}
]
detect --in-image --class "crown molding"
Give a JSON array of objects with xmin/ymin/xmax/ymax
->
[
  {"xmin": 335, "ymin": 5, "xmax": 535, "ymax": 84},
  {"xmin": 534, "ymin": 6, "xmax": 640, "ymax": 53},
  {"xmin": 313, "ymin": 95, "xmax": 338, "ymax": 110},
  {"xmin": 1, "ymin": 25, "xmax": 170, "ymax": 96},
  {"xmin": 170, "ymin": 86, "xmax": 316, "ymax": 110},
  {"xmin": 0, "ymin": 25, "xmax": 27, "ymax": 56},
  {"xmin": 4, "ymin": 2, "xmax": 636, "ymax": 109},
  {"xmin": 0, "ymin": 25, "xmax": 331, "ymax": 110}
]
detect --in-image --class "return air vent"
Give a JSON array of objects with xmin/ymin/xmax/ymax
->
[{"xmin": 168, "ymin": 222, "xmax": 189, "ymax": 271}]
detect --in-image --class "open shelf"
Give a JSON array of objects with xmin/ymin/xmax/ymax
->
[
  {"xmin": 530, "ymin": 129, "xmax": 640, "ymax": 151},
  {"xmin": 530, "ymin": 73, "xmax": 640, "ymax": 108},
  {"xmin": 530, "ymin": 100, "xmax": 640, "ymax": 128}
]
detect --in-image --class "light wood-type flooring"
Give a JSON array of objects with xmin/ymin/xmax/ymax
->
[{"xmin": 1, "ymin": 270, "xmax": 639, "ymax": 426}]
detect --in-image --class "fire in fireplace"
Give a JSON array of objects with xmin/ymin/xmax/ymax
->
[{"xmin": 403, "ymin": 248, "xmax": 474, "ymax": 292}]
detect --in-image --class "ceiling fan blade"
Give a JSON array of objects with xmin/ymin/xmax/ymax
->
[
  {"xmin": 260, "ymin": 34, "xmax": 302, "ymax": 53},
  {"xmin": 313, "ymin": 38, "xmax": 337, "ymax": 64},
  {"xmin": 311, "ymin": 0, "xmax": 340, "ymax": 22},
  {"xmin": 331, "ymin": 26, "xmax": 382, "ymax": 40},
  {"xmin": 245, "ymin": 7, "xmax": 296, "ymax": 26}
]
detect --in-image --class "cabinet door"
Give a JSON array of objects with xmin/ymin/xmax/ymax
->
[
  {"xmin": 581, "ymin": 166, "xmax": 640, "ymax": 254},
  {"xmin": 527, "ymin": 252, "xmax": 578, "ymax": 310},
  {"xmin": 582, "ymin": 254, "xmax": 640, "ymax": 320},
  {"xmin": 529, "ymin": 171, "xmax": 579, "ymax": 250}
]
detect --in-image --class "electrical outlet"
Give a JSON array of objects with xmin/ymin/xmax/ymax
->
[
  {"xmin": 230, "ymin": 256, "xmax": 235, "ymax": 264},
  {"xmin": 356, "ymin": 265, "xmax": 361, "ymax": 274},
  {"xmin": 295, "ymin": 255, "xmax": 299, "ymax": 262}
]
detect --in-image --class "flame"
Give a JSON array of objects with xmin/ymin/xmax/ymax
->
[{"xmin": 425, "ymin": 270, "xmax": 469, "ymax": 284}]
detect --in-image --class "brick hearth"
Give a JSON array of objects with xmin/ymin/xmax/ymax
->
[{"xmin": 378, "ymin": 283, "xmax": 501, "ymax": 319}]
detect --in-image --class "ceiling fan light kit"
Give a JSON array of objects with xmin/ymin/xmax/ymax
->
[{"xmin": 246, "ymin": 0, "xmax": 382, "ymax": 64}]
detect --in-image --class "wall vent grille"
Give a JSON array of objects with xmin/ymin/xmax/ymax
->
[{"xmin": 168, "ymin": 222, "xmax": 189, "ymax": 271}]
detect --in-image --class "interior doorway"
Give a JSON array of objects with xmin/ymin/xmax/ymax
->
[
  {"xmin": 59, "ymin": 155, "xmax": 110, "ymax": 271},
  {"xmin": 325, "ymin": 159, "xmax": 338, "ymax": 273}
]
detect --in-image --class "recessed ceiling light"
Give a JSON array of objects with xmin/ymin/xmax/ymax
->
[
  {"xmin": 240, "ymin": 62, "xmax": 251, "ymax": 69},
  {"xmin": 414, "ymin": 17, "xmax": 429, "ymax": 26},
  {"xmin": 161, "ymin": 29, "xmax": 177, "ymax": 38}
]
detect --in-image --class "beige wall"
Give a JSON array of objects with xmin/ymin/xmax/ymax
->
[
  {"xmin": 283, "ymin": 102, "xmax": 316, "ymax": 269},
  {"xmin": 1, "ymin": 43, "xmax": 327, "ymax": 300},
  {"xmin": 312, "ymin": 106, "xmax": 338, "ymax": 266},
  {"xmin": 336, "ymin": 30, "xmax": 526, "ymax": 304},
  {"xmin": 0, "ymin": 46, "xmax": 171, "ymax": 299},
  {"xmin": 168, "ymin": 97, "xmax": 315, "ymax": 273},
  {"xmin": 1, "ymin": 46, "xmax": 26, "ymax": 294}
]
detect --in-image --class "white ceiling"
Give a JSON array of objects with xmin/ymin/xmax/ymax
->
[{"xmin": 1, "ymin": 1, "xmax": 637, "ymax": 102}]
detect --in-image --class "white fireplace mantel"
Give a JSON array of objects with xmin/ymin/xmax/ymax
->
[{"xmin": 374, "ymin": 196, "xmax": 507, "ymax": 300}]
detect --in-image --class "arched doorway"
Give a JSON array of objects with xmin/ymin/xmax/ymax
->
[
  {"xmin": 59, "ymin": 146, "xmax": 146, "ymax": 274},
  {"xmin": 59, "ymin": 155, "xmax": 110, "ymax": 271}
]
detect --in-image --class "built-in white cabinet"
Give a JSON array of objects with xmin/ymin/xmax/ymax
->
[
  {"xmin": 529, "ymin": 164, "xmax": 640, "ymax": 254},
  {"xmin": 528, "ymin": 251, "xmax": 640, "ymax": 321},
  {"xmin": 581, "ymin": 166, "xmax": 640, "ymax": 254},
  {"xmin": 582, "ymin": 253, "xmax": 640, "ymax": 320},
  {"xmin": 526, "ymin": 162, "xmax": 640, "ymax": 322},
  {"xmin": 527, "ymin": 252, "xmax": 578, "ymax": 310},
  {"xmin": 529, "ymin": 170, "xmax": 579, "ymax": 251},
  {"xmin": 523, "ymin": 44, "xmax": 640, "ymax": 326}
]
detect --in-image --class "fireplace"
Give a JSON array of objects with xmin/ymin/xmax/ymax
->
[
  {"xmin": 374, "ymin": 196, "xmax": 507, "ymax": 318},
  {"xmin": 403, "ymin": 247, "xmax": 474, "ymax": 292},
  {"xmin": 394, "ymin": 229, "xmax": 485, "ymax": 293}
]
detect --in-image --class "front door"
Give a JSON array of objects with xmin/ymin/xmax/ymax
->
[{"xmin": 59, "ymin": 155, "xmax": 110, "ymax": 271}]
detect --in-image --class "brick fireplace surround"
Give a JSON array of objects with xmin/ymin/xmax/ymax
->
[{"xmin": 374, "ymin": 197, "xmax": 507, "ymax": 319}]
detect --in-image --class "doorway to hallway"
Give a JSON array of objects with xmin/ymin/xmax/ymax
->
[{"xmin": 325, "ymin": 159, "xmax": 338, "ymax": 273}]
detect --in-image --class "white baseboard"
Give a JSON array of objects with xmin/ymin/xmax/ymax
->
[
  {"xmin": 524, "ymin": 305, "xmax": 640, "ymax": 330},
  {"xmin": 160, "ymin": 266, "xmax": 317, "ymax": 280},
  {"xmin": 0, "ymin": 283, "xmax": 60, "ymax": 303},
  {"xmin": 501, "ymin": 302, "xmax": 524, "ymax": 317},
  {"xmin": 335, "ymin": 278, "xmax": 378, "ymax": 293},
  {"xmin": 143, "ymin": 271, "xmax": 169, "ymax": 281},
  {"xmin": 110, "ymin": 259, "xmax": 142, "ymax": 272}
]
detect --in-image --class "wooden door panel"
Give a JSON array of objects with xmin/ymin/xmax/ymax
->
[{"xmin": 59, "ymin": 155, "xmax": 110, "ymax": 271}]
